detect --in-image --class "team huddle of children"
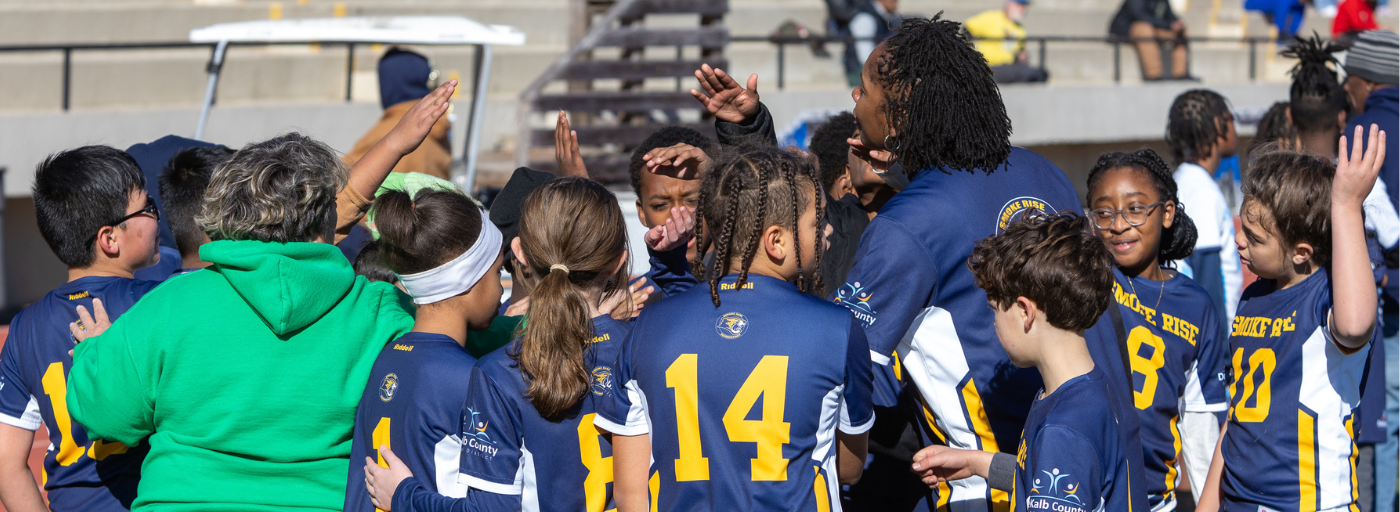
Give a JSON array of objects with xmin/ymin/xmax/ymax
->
[{"xmin": 0, "ymin": 14, "xmax": 1393, "ymax": 512}]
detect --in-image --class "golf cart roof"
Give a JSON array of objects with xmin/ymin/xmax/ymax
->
[{"xmin": 189, "ymin": 15, "xmax": 526, "ymax": 46}]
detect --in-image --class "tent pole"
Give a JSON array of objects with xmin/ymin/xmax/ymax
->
[
  {"xmin": 459, "ymin": 43, "xmax": 492, "ymax": 195},
  {"xmin": 194, "ymin": 40, "xmax": 229, "ymax": 141}
]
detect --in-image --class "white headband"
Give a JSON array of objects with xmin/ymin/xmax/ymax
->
[{"xmin": 395, "ymin": 218, "xmax": 503, "ymax": 305}]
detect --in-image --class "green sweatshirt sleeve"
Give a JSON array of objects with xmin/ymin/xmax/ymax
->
[
  {"xmin": 66, "ymin": 312, "xmax": 154, "ymax": 446},
  {"xmin": 465, "ymin": 314, "xmax": 524, "ymax": 358}
]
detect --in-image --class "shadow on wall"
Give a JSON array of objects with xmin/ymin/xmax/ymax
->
[{"xmin": 6, "ymin": 197, "xmax": 67, "ymax": 319}]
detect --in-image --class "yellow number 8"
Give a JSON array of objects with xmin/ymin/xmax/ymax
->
[{"xmin": 1127, "ymin": 326, "xmax": 1167, "ymax": 410}]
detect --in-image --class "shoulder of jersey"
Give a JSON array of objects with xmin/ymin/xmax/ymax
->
[{"xmin": 1170, "ymin": 273, "xmax": 1216, "ymax": 303}]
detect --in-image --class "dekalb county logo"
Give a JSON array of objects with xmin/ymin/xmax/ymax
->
[
  {"xmin": 591, "ymin": 366, "xmax": 613, "ymax": 396},
  {"xmin": 834, "ymin": 282, "xmax": 877, "ymax": 327},
  {"xmin": 1026, "ymin": 467, "xmax": 1087, "ymax": 512},
  {"xmin": 378, "ymin": 373, "xmax": 399, "ymax": 402},
  {"xmin": 715, "ymin": 312, "xmax": 748, "ymax": 339},
  {"xmin": 463, "ymin": 407, "xmax": 498, "ymax": 458}
]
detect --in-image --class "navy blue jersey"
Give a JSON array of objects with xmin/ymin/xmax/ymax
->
[
  {"xmin": 346, "ymin": 332, "xmax": 478, "ymax": 512},
  {"xmin": 0, "ymin": 276, "xmax": 158, "ymax": 511},
  {"xmin": 1011, "ymin": 369, "xmax": 1143, "ymax": 512},
  {"xmin": 597, "ymin": 274, "xmax": 874, "ymax": 511},
  {"xmin": 1110, "ymin": 268, "xmax": 1230, "ymax": 509},
  {"xmin": 636, "ymin": 244, "xmax": 699, "ymax": 301},
  {"xmin": 455, "ymin": 315, "xmax": 632, "ymax": 512},
  {"xmin": 834, "ymin": 148, "xmax": 1095, "ymax": 508},
  {"xmin": 1220, "ymin": 269, "xmax": 1370, "ymax": 512}
]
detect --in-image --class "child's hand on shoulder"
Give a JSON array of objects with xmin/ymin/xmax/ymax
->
[
  {"xmin": 383, "ymin": 79, "xmax": 457, "ymax": 157},
  {"xmin": 68, "ymin": 298, "xmax": 110, "ymax": 356},
  {"xmin": 911, "ymin": 444, "xmax": 994, "ymax": 487},
  {"xmin": 365, "ymin": 446, "xmax": 413, "ymax": 510},
  {"xmin": 644, "ymin": 206, "xmax": 696, "ymax": 253},
  {"xmin": 1334, "ymin": 123, "xmax": 1387, "ymax": 209}
]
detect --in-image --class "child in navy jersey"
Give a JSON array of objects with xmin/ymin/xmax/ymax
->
[
  {"xmin": 596, "ymin": 147, "xmax": 875, "ymax": 512},
  {"xmin": 1085, "ymin": 149, "xmax": 1230, "ymax": 510},
  {"xmin": 1199, "ymin": 127, "xmax": 1388, "ymax": 512},
  {"xmin": 0, "ymin": 146, "xmax": 161, "ymax": 511},
  {"xmin": 912, "ymin": 212, "xmax": 1145, "ymax": 512},
  {"xmin": 343, "ymin": 188, "xmax": 505, "ymax": 512},
  {"xmin": 365, "ymin": 177, "xmax": 679, "ymax": 511}
]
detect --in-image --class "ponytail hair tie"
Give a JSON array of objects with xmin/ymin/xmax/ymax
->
[{"xmin": 549, "ymin": 264, "xmax": 570, "ymax": 275}]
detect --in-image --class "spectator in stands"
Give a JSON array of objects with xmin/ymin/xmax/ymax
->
[
  {"xmin": 966, "ymin": 0, "xmax": 1050, "ymax": 83},
  {"xmin": 1244, "ymin": 0, "xmax": 1307, "ymax": 43},
  {"xmin": 1109, "ymin": 0, "xmax": 1190, "ymax": 80},
  {"xmin": 1334, "ymin": 0, "xmax": 1380, "ymax": 40},
  {"xmin": 344, "ymin": 47, "xmax": 452, "ymax": 180},
  {"xmin": 1340, "ymin": 29, "xmax": 1398, "ymax": 512},
  {"xmin": 846, "ymin": 0, "xmax": 902, "ymax": 86},
  {"xmin": 158, "ymin": 145, "xmax": 234, "ymax": 273}
]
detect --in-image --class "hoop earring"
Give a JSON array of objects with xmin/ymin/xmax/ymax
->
[{"xmin": 882, "ymin": 134, "xmax": 899, "ymax": 163}]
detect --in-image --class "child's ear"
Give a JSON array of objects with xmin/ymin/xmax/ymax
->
[
  {"xmin": 95, "ymin": 225, "xmax": 120, "ymax": 258},
  {"xmin": 510, "ymin": 237, "xmax": 528, "ymax": 268},
  {"xmin": 1291, "ymin": 241, "xmax": 1315, "ymax": 267},
  {"xmin": 612, "ymin": 248, "xmax": 629, "ymax": 277},
  {"xmin": 762, "ymin": 224, "xmax": 786, "ymax": 262},
  {"xmin": 1015, "ymin": 296, "xmax": 1036, "ymax": 333},
  {"xmin": 1162, "ymin": 201, "xmax": 1176, "ymax": 230}
]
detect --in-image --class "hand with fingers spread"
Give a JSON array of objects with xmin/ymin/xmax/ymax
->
[
  {"xmin": 910, "ymin": 445, "xmax": 994, "ymax": 488},
  {"xmin": 554, "ymin": 110, "xmax": 589, "ymax": 178},
  {"xmin": 644, "ymin": 143, "xmax": 711, "ymax": 180},
  {"xmin": 644, "ymin": 206, "xmax": 696, "ymax": 253},
  {"xmin": 606, "ymin": 277, "xmax": 654, "ymax": 320},
  {"xmin": 503, "ymin": 296, "xmax": 530, "ymax": 317},
  {"xmin": 847, "ymin": 136, "xmax": 895, "ymax": 174},
  {"xmin": 1334, "ymin": 124, "xmax": 1387, "ymax": 209},
  {"xmin": 365, "ymin": 446, "xmax": 414, "ymax": 511},
  {"xmin": 69, "ymin": 298, "xmax": 110, "ymax": 349},
  {"xmin": 382, "ymin": 80, "xmax": 457, "ymax": 157},
  {"xmin": 690, "ymin": 64, "xmax": 761, "ymax": 124}
]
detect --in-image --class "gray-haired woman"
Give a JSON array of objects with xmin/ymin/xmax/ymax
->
[{"xmin": 65, "ymin": 82, "xmax": 457, "ymax": 511}]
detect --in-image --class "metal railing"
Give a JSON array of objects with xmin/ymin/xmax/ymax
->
[
  {"xmin": 0, "ymin": 41, "xmax": 367, "ymax": 111},
  {"xmin": 730, "ymin": 34, "xmax": 1288, "ymax": 88}
]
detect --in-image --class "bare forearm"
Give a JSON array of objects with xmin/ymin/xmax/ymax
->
[
  {"xmin": 0, "ymin": 464, "xmax": 46, "ymax": 512},
  {"xmin": 613, "ymin": 434, "xmax": 651, "ymax": 512},
  {"xmin": 347, "ymin": 138, "xmax": 408, "ymax": 201},
  {"xmin": 1330, "ymin": 205, "xmax": 1377, "ymax": 347},
  {"xmin": 1195, "ymin": 423, "xmax": 1227, "ymax": 512},
  {"xmin": 836, "ymin": 432, "xmax": 868, "ymax": 485}
]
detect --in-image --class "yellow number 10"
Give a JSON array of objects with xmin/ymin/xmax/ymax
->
[{"xmin": 666, "ymin": 354, "xmax": 791, "ymax": 482}]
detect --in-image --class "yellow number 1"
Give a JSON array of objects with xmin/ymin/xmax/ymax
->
[
  {"xmin": 666, "ymin": 354, "xmax": 710, "ymax": 481},
  {"xmin": 371, "ymin": 418, "xmax": 391, "ymax": 512},
  {"xmin": 39, "ymin": 362, "xmax": 129, "ymax": 467},
  {"xmin": 666, "ymin": 354, "xmax": 791, "ymax": 482}
]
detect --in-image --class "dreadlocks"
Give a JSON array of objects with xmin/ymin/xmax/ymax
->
[
  {"xmin": 1283, "ymin": 34, "xmax": 1349, "ymax": 134},
  {"xmin": 1087, "ymin": 149, "xmax": 1200, "ymax": 262},
  {"xmin": 692, "ymin": 146, "xmax": 825, "ymax": 307},
  {"xmin": 1166, "ymin": 89, "xmax": 1233, "ymax": 165},
  {"xmin": 875, "ymin": 14, "xmax": 1012, "ymax": 176}
]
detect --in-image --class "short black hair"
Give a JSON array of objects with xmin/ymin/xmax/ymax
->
[
  {"xmin": 160, "ymin": 146, "xmax": 235, "ymax": 258},
  {"xmin": 33, "ymin": 146, "xmax": 146, "ymax": 268},
  {"xmin": 1284, "ymin": 35, "xmax": 1349, "ymax": 134},
  {"xmin": 353, "ymin": 241, "xmax": 399, "ymax": 285},
  {"xmin": 809, "ymin": 112, "xmax": 858, "ymax": 194},
  {"xmin": 969, "ymin": 211, "xmax": 1114, "ymax": 332},
  {"xmin": 628, "ymin": 126, "xmax": 717, "ymax": 197},
  {"xmin": 877, "ymin": 14, "xmax": 1013, "ymax": 176},
  {"xmin": 1166, "ymin": 89, "xmax": 1233, "ymax": 165}
]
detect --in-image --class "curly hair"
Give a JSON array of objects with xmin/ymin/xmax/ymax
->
[
  {"xmin": 693, "ymin": 146, "xmax": 824, "ymax": 306},
  {"xmin": 1166, "ymin": 89, "xmax": 1233, "ymax": 165},
  {"xmin": 199, "ymin": 133, "xmax": 347, "ymax": 243},
  {"xmin": 1283, "ymin": 34, "xmax": 1349, "ymax": 134},
  {"xmin": 968, "ymin": 211, "xmax": 1114, "ymax": 332},
  {"xmin": 1086, "ymin": 149, "xmax": 1199, "ymax": 262},
  {"xmin": 875, "ymin": 14, "xmax": 1012, "ymax": 176},
  {"xmin": 809, "ymin": 111, "xmax": 858, "ymax": 193}
]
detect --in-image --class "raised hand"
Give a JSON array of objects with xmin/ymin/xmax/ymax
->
[
  {"xmin": 554, "ymin": 110, "xmax": 589, "ymax": 178},
  {"xmin": 690, "ymin": 64, "xmax": 760, "ymax": 124},
  {"xmin": 69, "ymin": 298, "xmax": 110, "ymax": 345},
  {"xmin": 847, "ymin": 136, "xmax": 894, "ymax": 174},
  {"xmin": 1334, "ymin": 124, "xmax": 1386, "ymax": 209},
  {"xmin": 503, "ymin": 296, "xmax": 530, "ymax": 317},
  {"xmin": 365, "ymin": 446, "xmax": 414, "ymax": 511},
  {"xmin": 644, "ymin": 143, "xmax": 710, "ymax": 180},
  {"xmin": 382, "ymin": 79, "xmax": 457, "ymax": 157},
  {"xmin": 605, "ymin": 277, "xmax": 653, "ymax": 320},
  {"xmin": 644, "ymin": 206, "xmax": 696, "ymax": 253}
]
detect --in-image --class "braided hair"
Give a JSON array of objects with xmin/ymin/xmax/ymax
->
[
  {"xmin": 1086, "ymin": 149, "xmax": 1199, "ymax": 262},
  {"xmin": 874, "ymin": 14, "xmax": 1012, "ymax": 176},
  {"xmin": 1166, "ymin": 89, "xmax": 1233, "ymax": 165},
  {"xmin": 692, "ymin": 146, "xmax": 825, "ymax": 307},
  {"xmin": 1283, "ymin": 34, "xmax": 1348, "ymax": 134}
]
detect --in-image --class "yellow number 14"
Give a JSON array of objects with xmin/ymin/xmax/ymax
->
[{"xmin": 666, "ymin": 354, "xmax": 791, "ymax": 482}]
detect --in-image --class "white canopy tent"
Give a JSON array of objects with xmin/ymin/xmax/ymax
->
[{"xmin": 189, "ymin": 16, "xmax": 525, "ymax": 190}]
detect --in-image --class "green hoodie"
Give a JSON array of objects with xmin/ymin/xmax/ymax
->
[{"xmin": 68, "ymin": 241, "xmax": 414, "ymax": 512}]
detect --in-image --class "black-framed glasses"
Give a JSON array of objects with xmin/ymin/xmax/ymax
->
[
  {"xmin": 106, "ymin": 197, "xmax": 160, "ymax": 227},
  {"xmin": 1089, "ymin": 201, "xmax": 1164, "ymax": 229}
]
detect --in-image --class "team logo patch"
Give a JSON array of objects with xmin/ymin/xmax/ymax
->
[
  {"xmin": 1027, "ymin": 467, "xmax": 1087, "ymax": 512},
  {"xmin": 463, "ymin": 407, "xmax": 498, "ymax": 459},
  {"xmin": 378, "ymin": 373, "xmax": 399, "ymax": 402},
  {"xmin": 591, "ymin": 366, "xmax": 613, "ymax": 396},
  {"xmin": 834, "ymin": 282, "xmax": 877, "ymax": 327},
  {"xmin": 715, "ymin": 312, "xmax": 749, "ymax": 339},
  {"xmin": 996, "ymin": 196, "xmax": 1055, "ymax": 234}
]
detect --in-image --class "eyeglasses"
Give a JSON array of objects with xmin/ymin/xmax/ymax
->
[
  {"xmin": 1089, "ymin": 201, "xmax": 1164, "ymax": 229},
  {"xmin": 106, "ymin": 197, "xmax": 161, "ymax": 227}
]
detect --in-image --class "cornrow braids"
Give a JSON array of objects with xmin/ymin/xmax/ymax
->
[
  {"xmin": 693, "ymin": 146, "xmax": 824, "ymax": 307},
  {"xmin": 1166, "ymin": 89, "xmax": 1233, "ymax": 165},
  {"xmin": 875, "ymin": 14, "xmax": 1013, "ymax": 176},
  {"xmin": 1283, "ymin": 34, "xmax": 1349, "ymax": 134},
  {"xmin": 1086, "ymin": 149, "xmax": 1200, "ymax": 263}
]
